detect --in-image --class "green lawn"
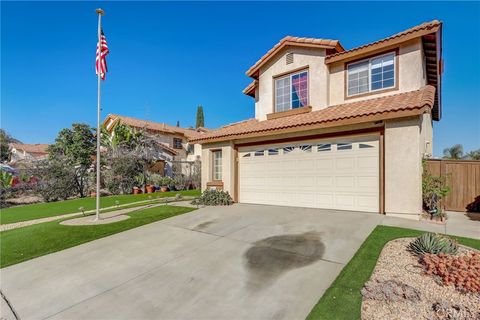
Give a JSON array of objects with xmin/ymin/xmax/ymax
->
[
  {"xmin": 306, "ymin": 225, "xmax": 480, "ymax": 320},
  {"xmin": 0, "ymin": 205, "xmax": 195, "ymax": 268},
  {"xmin": 0, "ymin": 189, "xmax": 200, "ymax": 225}
]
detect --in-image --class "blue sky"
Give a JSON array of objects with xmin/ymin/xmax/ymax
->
[{"xmin": 1, "ymin": 1, "xmax": 479, "ymax": 157}]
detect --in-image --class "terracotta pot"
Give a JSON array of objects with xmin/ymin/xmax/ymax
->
[
  {"xmin": 133, "ymin": 187, "xmax": 142, "ymax": 195},
  {"xmin": 146, "ymin": 185, "xmax": 155, "ymax": 194},
  {"xmin": 160, "ymin": 186, "xmax": 169, "ymax": 192}
]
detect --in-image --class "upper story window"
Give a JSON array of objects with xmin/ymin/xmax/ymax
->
[
  {"xmin": 347, "ymin": 52, "xmax": 396, "ymax": 97},
  {"xmin": 173, "ymin": 138, "xmax": 183, "ymax": 149},
  {"xmin": 275, "ymin": 70, "xmax": 308, "ymax": 112},
  {"xmin": 212, "ymin": 150, "xmax": 222, "ymax": 180}
]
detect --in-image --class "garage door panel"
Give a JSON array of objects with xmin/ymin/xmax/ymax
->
[
  {"xmin": 239, "ymin": 136, "xmax": 379, "ymax": 212},
  {"xmin": 315, "ymin": 176, "xmax": 335, "ymax": 188},
  {"xmin": 335, "ymin": 194, "xmax": 356, "ymax": 209},
  {"xmin": 315, "ymin": 194, "xmax": 335, "ymax": 207},
  {"xmin": 357, "ymin": 176, "xmax": 378, "ymax": 189},
  {"xmin": 335, "ymin": 157, "xmax": 355, "ymax": 169},
  {"xmin": 357, "ymin": 195, "xmax": 378, "ymax": 210},
  {"xmin": 315, "ymin": 159, "xmax": 334, "ymax": 170},
  {"xmin": 358, "ymin": 156, "xmax": 378, "ymax": 169},
  {"xmin": 335, "ymin": 176, "xmax": 355, "ymax": 188}
]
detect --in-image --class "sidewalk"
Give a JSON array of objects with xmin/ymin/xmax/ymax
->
[{"xmin": 381, "ymin": 211, "xmax": 480, "ymax": 239}]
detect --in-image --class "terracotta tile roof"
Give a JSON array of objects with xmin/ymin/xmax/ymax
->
[
  {"xmin": 191, "ymin": 86, "xmax": 436, "ymax": 143},
  {"xmin": 242, "ymin": 80, "xmax": 257, "ymax": 97},
  {"xmin": 157, "ymin": 144, "xmax": 178, "ymax": 156},
  {"xmin": 9, "ymin": 143, "xmax": 49, "ymax": 154},
  {"xmin": 325, "ymin": 20, "xmax": 441, "ymax": 64},
  {"xmin": 246, "ymin": 36, "xmax": 344, "ymax": 78},
  {"xmin": 106, "ymin": 114, "xmax": 208, "ymax": 140}
]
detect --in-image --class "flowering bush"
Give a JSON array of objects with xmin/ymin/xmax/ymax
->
[{"xmin": 422, "ymin": 252, "xmax": 480, "ymax": 293}]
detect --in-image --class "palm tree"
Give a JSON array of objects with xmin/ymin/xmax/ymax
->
[
  {"xmin": 443, "ymin": 144, "xmax": 464, "ymax": 159},
  {"xmin": 465, "ymin": 149, "xmax": 480, "ymax": 160}
]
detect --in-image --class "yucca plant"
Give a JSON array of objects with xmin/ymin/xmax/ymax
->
[{"xmin": 408, "ymin": 233, "xmax": 458, "ymax": 256}]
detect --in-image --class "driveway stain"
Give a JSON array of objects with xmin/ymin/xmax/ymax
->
[
  {"xmin": 193, "ymin": 220, "xmax": 217, "ymax": 231},
  {"xmin": 244, "ymin": 231, "xmax": 325, "ymax": 290}
]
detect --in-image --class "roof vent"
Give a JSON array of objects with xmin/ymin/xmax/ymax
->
[{"xmin": 286, "ymin": 53, "xmax": 294, "ymax": 65}]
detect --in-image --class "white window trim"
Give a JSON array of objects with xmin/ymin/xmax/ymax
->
[
  {"xmin": 346, "ymin": 52, "xmax": 396, "ymax": 97},
  {"xmin": 212, "ymin": 150, "xmax": 222, "ymax": 181},
  {"xmin": 274, "ymin": 70, "xmax": 309, "ymax": 112}
]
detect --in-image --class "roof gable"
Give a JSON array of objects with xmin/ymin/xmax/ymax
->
[{"xmin": 246, "ymin": 36, "xmax": 344, "ymax": 79}]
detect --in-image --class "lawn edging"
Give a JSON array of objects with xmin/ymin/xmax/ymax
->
[{"xmin": 306, "ymin": 225, "xmax": 480, "ymax": 320}]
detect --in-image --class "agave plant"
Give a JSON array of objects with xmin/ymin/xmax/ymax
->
[
  {"xmin": 0, "ymin": 171, "xmax": 13, "ymax": 190},
  {"xmin": 409, "ymin": 233, "xmax": 458, "ymax": 256}
]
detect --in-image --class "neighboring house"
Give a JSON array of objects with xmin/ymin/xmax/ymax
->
[
  {"xmin": 191, "ymin": 20, "xmax": 442, "ymax": 219},
  {"xmin": 103, "ymin": 114, "xmax": 208, "ymax": 175},
  {"xmin": 8, "ymin": 143, "xmax": 49, "ymax": 164}
]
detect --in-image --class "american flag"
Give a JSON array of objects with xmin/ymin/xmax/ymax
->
[{"xmin": 96, "ymin": 29, "xmax": 109, "ymax": 80}]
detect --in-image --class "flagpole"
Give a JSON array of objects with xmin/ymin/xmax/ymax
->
[{"xmin": 94, "ymin": 8, "xmax": 104, "ymax": 221}]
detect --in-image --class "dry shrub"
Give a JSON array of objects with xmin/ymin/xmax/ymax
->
[{"xmin": 422, "ymin": 252, "xmax": 480, "ymax": 293}]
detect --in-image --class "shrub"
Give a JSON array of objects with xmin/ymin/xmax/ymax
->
[
  {"xmin": 408, "ymin": 233, "xmax": 458, "ymax": 256},
  {"xmin": 422, "ymin": 252, "xmax": 480, "ymax": 293},
  {"xmin": 36, "ymin": 159, "xmax": 77, "ymax": 202},
  {"xmin": 422, "ymin": 162, "xmax": 450, "ymax": 214},
  {"xmin": 193, "ymin": 190, "xmax": 233, "ymax": 206},
  {"xmin": 466, "ymin": 195, "xmax": 480, "ymax": 213}
]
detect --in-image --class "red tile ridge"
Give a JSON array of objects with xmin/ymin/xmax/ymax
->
[{"xmin": 325, "ymin": 20, "xmax": 441, "ymax": 63}]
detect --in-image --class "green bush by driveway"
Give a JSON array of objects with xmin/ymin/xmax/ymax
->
[
  {"xmin": 306, "ymin": 225, "xmax": 480, "ymax": 320},
  {"xmin": 0, "ymin": 189, "xmax": 200, "ymax": 225},
  {"xmin": 0, "ymin": 205, "xmax": 195, "ymax": 268}
]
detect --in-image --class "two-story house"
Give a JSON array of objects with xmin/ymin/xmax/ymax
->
[
  {"xmin": 103, "ymin": 114, "xmax": 208, "ymax": 175},
  {"xmin": 190, "ymin": 21, "xmax": 442, "ymax": 219}
]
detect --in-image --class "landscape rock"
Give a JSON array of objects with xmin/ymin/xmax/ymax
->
[{"xmin": 362, "ymin": 279, "xmax": 421, "ymax": 302}]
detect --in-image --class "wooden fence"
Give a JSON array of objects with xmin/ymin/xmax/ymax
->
[{"xmin": 425, "ymin": 159, "xmax": 480, "ymax": 211}]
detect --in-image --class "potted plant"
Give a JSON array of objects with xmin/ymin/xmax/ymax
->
[
  {"xmin": 422, "ymin": 162, "xmax": 450, "ymax": 223},
  {"xmin": 160, "ymin": 176, "xmax": 171, "ymax": 192},
  {"xmin": 147, "ymin": 173, "xmax": 162, "ymax": 193},
  {"xmin": 135, "ymin": 174, "xmax": 146, "ymax": 194},
  {"xmin": 133, "ymin": 186, "xmax": 142, "ymax": 195},
  {"xmin": 146, "ymin": 184, "xmax": 155, "ymax": 194}
]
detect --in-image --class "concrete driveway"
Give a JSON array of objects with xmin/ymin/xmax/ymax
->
[{"xmin": 1, "ymin": 204, "xmax": 383, "ymax": 320}]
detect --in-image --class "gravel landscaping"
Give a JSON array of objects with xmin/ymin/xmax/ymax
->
[{"xmin": 361, "ymin": 238, "xmax": 480, "ymax": 320}]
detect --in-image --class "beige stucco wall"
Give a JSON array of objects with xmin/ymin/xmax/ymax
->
[
  {"xmin": 201, "ymin": 142, "xmax": 235, "ymax": 194},
  {"xmin": 384, "ymin": 116, "xmax": 423, "ymax": 218},
  {"xmin": 419, "ymin": 112, "xmax": 433, "ymax": 158},
  {"xmin": 253, "ymin": 38, "xmax": 427, "ymax": 122},
  {"xmin": 255, "ymin": 47, "xmax": 329, "ymax": 120},
  {"xmin": 186, "ymin": 143, "xmax": 202, "ymax": 162},
  {"xmin": 328, "ymin": 38, "xmax": 427, "ymax": 106}
]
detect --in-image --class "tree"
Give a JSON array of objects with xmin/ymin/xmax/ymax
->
[
  {"xmin": 442, "ymin": 144, "xmax": 464, "ymax": 160},
  {"xmin": 196, "ymin": 105, "xmax": 204, "ymax": 128},
  {"xmin": 101, "ymin": 123, "xmax": 143, "ymax": 151},
  {"xmin": 0, "ymin": 129, "xmax": 21, "ymax": 162},
  {"xmin": 48, "ymin": 123, "xmax": 96, "ymax": 197},
  {"xmin": 465, "ymin": 149, "xmax": 480, "ymax": 160}
]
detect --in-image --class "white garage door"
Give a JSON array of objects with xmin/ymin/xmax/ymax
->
[{"xmin": 238, "ymin": 135, "xmax": 380, "ymax": 212}]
